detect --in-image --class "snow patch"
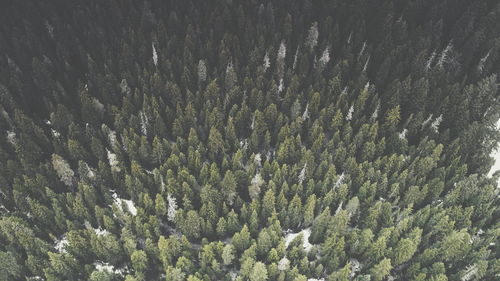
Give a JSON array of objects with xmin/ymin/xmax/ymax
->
[
  {"xmin": 298, "ymin": 163, "xmax": 307, "ymax": 185},
  {"xmin": 107, "ymin": 149, "xmax": 120, "ymax": 172},
  {"xmin": 111, "ymin": 192, "xmax": 137, "ymax": 216},
  {"xmin": 488, "ymin": 119, "xmax": 500, "ymax": 185},
  {"xmin": 278, "ymin": 78, "xmax": 284, "ymax": 93},
  {"xmin": 422, "ymin": 114, "xmax": 433, "ymax": 127},
  {"xmin": 95, "ymin": 262, "xmax": 115, "ymax": 272},
  {"xmin": 167, "ymin": 194, "xmax": 178, "ymax": 222},
  {"xmin": 292, "ymin": 46, "xmax": 300, "ymax": 70},
  {"xmin": 160, "ymin": 176, "xmax": 166, "ymax": 192},
  {"xmin": 82, "ymin": 162, "xmax": 95, "ymax": 179},
  {"xmin": 105, "ymin": 127, "xmax": 119, "ymax": 151},
  {"xmin": 251, "ymin": 173, "xmax": 264, "ymax": 187},
  {"xmin": 359, "ymin": 41, "xmax": 367, "ymax": 56},
  {"xmin": 266, "ymin": 150, "xmax": 272, "ymax": 161},
  {"xmin": 284, "ymin": 228, "xmax": 313, "ymax": 252},
  {"xmin": 318, "ymin": 46, "xmax": 330, "ymax": 68},
  {"xmin": 140, "ymin": 111, "xmax": 148, "ymax": 136},
  {"xmin": 0, "ymin": 204, "xmax": 9, "ymax": 213},
  {"xmin": 51, "ymin": 129, "xmax": 60, "ymax": 138},
  {"xmin": 399, "ymin": 129, "xmax": 408, "ymax": 140},
  {"xmin": 437, "ymin": 42, "xmax": 453, "ymax": 68},
  {"xmin": 249, "ymin": 173, "xmax": 264, "ymax": 200},
  {"xmin": 363, "ymin": 55, "xmax": 370, "ymax": 72},
  {"xmin": 349, "ymin": 258, "xmax": 362, "ymax": 277},
  {"xmin": 277, "ymin": 41, "xmax": 287, "ymax": 61},
  {"xmin": 240, "ymin": 139, "xmax": 249, "ymax": 150},
  {"xmin": 263, "ymin": 52, "xmax": 270, "ymax": 70},
  {"xmin": 122, "ymin": 199, "xmax": 137, "ymax": 216},
  {"xmin": 334, "ymin": 173, "xmax": 345, "ymax": 190},
  {"xmin": 342, "ymin": 86, "xmax": 348, "ymax": 95},
  {"xmin": 54, "ymin": 236, "xmax": 68, "ymax": 253},
  {"xmin": 431, "ymin": 114, "xmax": 443, "ymax": 132},
  {"xmin": 152, "ymin": 43, "xmax": 158, "ymax": 66},
  {"xmin": 425, "ymin": 50, "xmax": 436, "ymax": 72},
  {"xmin": 461, "ymin": 264, "xmax": 478, "ymax": 281},
  {"xmin": 306, "ymin": 22, "xmax": 318, "ymax": 50},
  {"xmin": 254, "ymin": 153, "xmax": 262, "ymax": 167},
  {"xmin": 94, "ymin": 261, "xmax": 127, "ymax": 276},
  {"xmin": 198, "ymin": 60, "xmax": 207, "ymax": 83},
  {"xmin": 335, "ymin": 202, "xmax": 343, "ymax": 215},
  {"xmin": 94, "ymin": 227, "xmax": 109, "ymax": 236},
  {"xmin": 346, "ymin": 105, "xmax": 354, "ymax": 121},
  {"xmin": 229, "ymin": 270, "xmax": 239, "ymax": 280},
  {"xmin": 6, "ymin": 131, "xmax": 16, "ymax": 145},
  {"xmin": 302, "ymin": 104, "xmax": 310, "ymax": 120},
  {"xmin": 92, "ymin": 98, "xmax": 104, "ymax": 113},
  {"xmin": 120, "ymin": 79, "xmax": 131, "ymax": 95},
  {"xmin": 477, "ymin": 50, "xmax": 491, "ymax": 74},
  {"xmin": 371, "ymin": 103, "xmax": 380, "ymax": 120},
  {"xmin": 278, "ymin": 257, "xmax": 290, "ymax": 271},
  {"xmin": 364, "ymin": 81, "xmax": 370, "ymax": 91}
]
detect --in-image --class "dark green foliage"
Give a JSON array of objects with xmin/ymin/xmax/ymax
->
[{"xmin": 0, "ymin": 0, "xmax": 499, "ymax": 280}]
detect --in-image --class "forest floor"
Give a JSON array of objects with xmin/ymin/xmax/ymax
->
[{"xmin": 488, "ymin": 119, "xmax": 500, "ymax": 185}]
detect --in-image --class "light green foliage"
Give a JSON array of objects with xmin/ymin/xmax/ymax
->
[
  {"xmin": 131, "ymin": 250, "xmax": 148, "ymax": 273},
  {"xmin": 51, "ymin": 154, "xmax": 74, "ymax": 186},
  {"xmin": 89, "ymin": 270, "xmax": 115, "ymax": 281},
  {"xmin": 370, "ymin": 258, "xmax": 392, "ymax": 281},
  {"xmin": 439, "ymin": 229, "xmax": 472, "ymax": 262},
  {"xmin": 222, "ymin": 244, "xmax": 235, "ymax": 265},
  {"xmin": 250, "ymin": 262, "xmax": 268, "ymax": 281},
  {"xmin": 232, "ymin": 225, "xmax": 252, "ymax": 253},
  {"xmin": 0, "ymin": 251, "xmax": 21, "ymax": 280}
]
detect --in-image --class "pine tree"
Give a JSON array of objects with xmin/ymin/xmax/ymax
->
[
  {"xmin": 262, "ymin": 189, "xmax": 276, "ymax": 222},
  {"xmin": 181, "ymin": 210, "xmax": 203, "ymax": 240},
  {"xmin": 222, "ymin": 171, "xmax": 237, "ymax": 205},
  {"xmin": 208, "ymin": 127, "xmax": 224, "ymax": 161},
  {"xmin": 51, "ymin": 154, "xmax": 75, "ymax": 187},
  {"xmin": 222, "ymin": 244, "xmax": 235, "ymax": 265},
  {"xmin": 131, "ymin": 250, "xmax": 148, "ymax": 273},
  {"xmin": 250, "ymin": 262, "xmax": 268, "ymax": 281},
  {"xmin": 89, "ymin": 270, "xmax": 116, "ymax": 281},
  {"xmin": 305, "ymin": 22, "xmax": 319, "ymax": 51},
  {"xmin": 303, "ymin": 194, "xmax": 316, "ymax": 227},
  {"xmin": 288, "ymin": 194, "xmax": 303, "ymax": 229},
  {"xmin": 370, "ymin": 258, "xmax": 392, "ymax": 281},
  {"xmin": 232, "ymin": 225, "xmax": 252, "ymax": 253},
  {"xmin": 0, "ymin": 251, "xmax": 21, "ymax": 280}
]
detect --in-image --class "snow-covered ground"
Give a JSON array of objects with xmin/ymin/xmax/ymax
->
[
  {"xmin": 488, "ymin": 119, "xmax": 500, "ymax": 186},
  {"xmin": 94, "ymin": 261, "xmax": 127, "ymax": 276},
  {"xmin": 349, "ymin": 258, "xmax": 362, "ymax": 277},
  {"xmin": 111, "ymin": 191, "xmax": 137, "ymax": 215},
  {"xmin": 284, "ymin": 228, "xmax": 314, "ymax": 252},
  {"xmin": 54, "ymin": 235, "xmax": 68, "ymax": 253},
  {"xmin": 229, "ymin": 270, "xmax": 238, "ymax": 281},
  {"xmin": 94, "ymin": 227, "xmax": 109, "ymax": 236}
]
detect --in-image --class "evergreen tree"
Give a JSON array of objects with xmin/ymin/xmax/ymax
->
[{"xmin": 0, "ymin": 1, "xmax": 498, "ymax": 280}]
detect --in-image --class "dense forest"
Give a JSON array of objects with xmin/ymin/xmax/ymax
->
[{"xmin": 0, "ymin": 0, "xmax": 499, "ymax": 280}]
